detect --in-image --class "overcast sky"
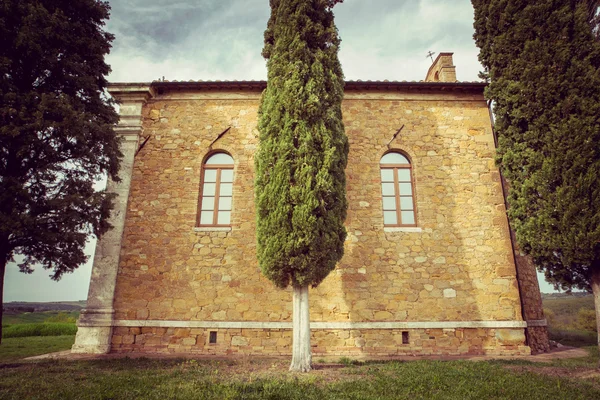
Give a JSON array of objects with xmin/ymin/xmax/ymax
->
[{"xmin": 4, "ymin": 0, "xmax": 558, "ymax": 303}]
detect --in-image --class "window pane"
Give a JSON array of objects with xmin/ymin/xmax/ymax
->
[
  {"xmin": 382, "ymin": 196, "xmax": 396, "ymax": 211},
  {"xmin": 383, "ymin": 211, "xmax": 398, "ymax": 225},
  {"xmin": 381, "ymin": 152, "xmax": 409, "ymax": 165},
  {"xmin": 220, "ymin": 183, "xmax": 233, "ymax": 196},
  {"xmin": 200, "ymin": 211, "xmax": 214, "ymax": 225},
  {"xmin": 400, "ymin": 196, "xmax": 414, "ymax": 210},
  {"xmin": 220, "ymin": 169, "xmax": 234, "ymax": 183},
  {"xmin": 381, "ymin": 182, "xmax": 395, "ymax": 196},
  {"xmin": 217, "ymin": 211, "xmax": 231, "ymax": 225},
  {"xmin": 380, "ymin": 169, "xmax": 394, "ymax": 182},
  {"xmin": 206, "ymin": 153, "xmax": 233, "ymax": 165},
  {"xmin": 399, "ymin": 182, "xmax": 412, "ymax": 196},
  {"xmin": 203, "ymin": 183, "xmax": 216, "ymax": 196},
  {"xmin": 201, "ymin": 196, "xmax": 215, "ymax": 211},
  {"xmin": 218, "ymin": 196, "xmax": 232, "ymax": 211},
  {"xmin": 204, "ymin": 170, "xmax": 217, "ymax": 183},
  {"xmin": 401, "ymin": 211, "xmax": 416, "ymax": 225},
  {"xmin": 397, "ymin": 169, "xmax": 411, "ymax": 182}
]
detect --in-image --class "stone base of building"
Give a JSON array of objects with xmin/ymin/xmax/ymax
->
[
  {"xmin": 110, "ymin": 327, "xmax": 531, "ymax": 356},
  {"xmin": 72, "ymin": 326, "xmax": 113, "ymax": 354},
  {"xmin": 71, "ymin": 308, "xmax": 115, "ymax": 354}
]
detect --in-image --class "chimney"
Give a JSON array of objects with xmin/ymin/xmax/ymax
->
[{"xmin": 425, "ymin": 52, "xmax": 457, "ymax": 82}]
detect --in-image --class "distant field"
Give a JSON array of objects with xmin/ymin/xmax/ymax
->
[
  {"xmin": 2, "ymin": 311, "xmax": 79, "ymax": 325},
  {"xmin": 3, "ymin": 300, "xmax": 85, "ymax": 312},
  {"xmin": 542, "ymin": 294, "xmax": 597, "ymax": 346},
  {"xmin": 542, "ymin": 296, "xmax": 594, "ymax": 320}
]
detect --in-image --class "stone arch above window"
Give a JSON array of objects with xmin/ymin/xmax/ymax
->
[
  {"xmin": 197, "ymin": 152, "xmax": 234, "ymax": 227},
  {"xmin": 380, "ymin": 151, "xmax": 417, "ymax": 227}
]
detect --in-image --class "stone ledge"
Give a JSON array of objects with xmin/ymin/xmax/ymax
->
[
  {"xmin": 525, "ymin": 319, "xmax": 548, "ymax": 327},
  {"xmin": 384, "ymin": 227, "xmax": 423, "ymax": 233},
  {"xmin": 113, "ymin": 320, "xmax": 530, "ymax": 329},
  {"xmin": 193, "ymin": 227, "xmax": 232, "ymax": 232}
]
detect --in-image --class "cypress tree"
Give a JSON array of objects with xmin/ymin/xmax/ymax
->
[
  {"xmin": 255, "ymin": 0, "xmax": 348, "ymax": 371},
  {"xmin": 472, "ymin": 0, "xmax": 600, "ymax": 350},
  {"xmin": 0, "ymin": 0, "xmax": 120, "ymax": 342}
]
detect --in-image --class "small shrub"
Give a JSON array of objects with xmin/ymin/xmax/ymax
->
[
  {"xmin": 44, "ymin": 312, "xmax": 77, "ymax": 324},
  {"xmin": 575, "ymin": 308, "xmax": 597, "ymax": 332},
  {"xmin": 2, "ymin": 323, "xmax": 77, "ymax": 338},
  {"xmin": 543, "ymin": 308, "xmax": 556, "ymax": 327},
  {"xmin": 338, "ymin": 357, "xmax": 360, "ymax": 367}
]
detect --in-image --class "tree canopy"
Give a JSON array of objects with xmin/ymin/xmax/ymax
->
[
  {"xmin": 471, "ymin": 0, "xmax": 600, "ymax": 290},
  {"xmin": 255, "ymin": 0, "xmax": 348, "ymax": 289},
  {"xmin": 0, "ymin": 0, "xmax": 120, "ymax": 288}
]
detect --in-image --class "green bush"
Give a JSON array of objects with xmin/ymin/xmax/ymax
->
[
  {"xmin": 44, "ymin": 312, "xmax": 77, "ymax": 324},
  {"xmin": 2, "ymin": 323, "xmax": 77, "ymax": 338},
  {"xmin": 543, "ymin": 308, "xmax": 556, "ymax": 327},
  {"xmin": 576, "ymin": 308, "xmax": 597, "ymax": 332}
]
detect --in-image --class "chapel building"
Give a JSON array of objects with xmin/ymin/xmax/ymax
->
[{"xmin": 72, "ymin": 53, "xmax": 549, "ymax": 357}]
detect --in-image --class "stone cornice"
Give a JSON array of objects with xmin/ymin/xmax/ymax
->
[
  {"xmin": 108, "ymin": 80, "xmax": 487, "ymax": 96},
  {"xmin": 107, "ymin": 83, "xmax": 157, "ymax": 103}
]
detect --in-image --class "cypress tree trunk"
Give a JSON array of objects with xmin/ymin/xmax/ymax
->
[
  {"xmin": 591, "ymin": 267, "xmax": 600, "ymax": 365},
  {"xmin": 0, "ymin": 258, "xmax": 6, "ymax": 344},
  {"xmin": 290, "ymin": 285, "xmax": 311, "ymax": 372}
]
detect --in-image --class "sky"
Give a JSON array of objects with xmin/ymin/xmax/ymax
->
[{"xmin": 4, "ymin": 0, "xmax": 559, "ymax": 302}]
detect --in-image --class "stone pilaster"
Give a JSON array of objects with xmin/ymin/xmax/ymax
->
[{"xmin": 72, "ymin": 84, "xmax": 155, "ymax": 354}]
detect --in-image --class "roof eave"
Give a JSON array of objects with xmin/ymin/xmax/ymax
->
[{"xmin": 107, "ymin": 80, "xmax": 487, "ymax": 95}]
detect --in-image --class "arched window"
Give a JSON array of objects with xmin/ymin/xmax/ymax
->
[
  {"xmin": 197, "ymin": 152, "xmax": 234, "ymax": 227},
  {"xmin": 380, "ymin": 152, "xmax": 416, "ymax": 227}
]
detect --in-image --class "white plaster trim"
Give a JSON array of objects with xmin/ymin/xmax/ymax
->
[
  {"xmin": 384, "ymin": 227, "xmax": 423, "ymax": 233},
  {"xmin": 193, "ymin": 227, "xmax": 232, "ymax": 232},
  {"xmin": 115, "ymin": 320, "xmax": 289, "ymax": 329},
  {"xmin": 525, "ymin": 319, "xmax": 547, "ymax": 327},
  {"xmin": 113, "ymin": 320, "xmax": 528, "ymax": 330}
]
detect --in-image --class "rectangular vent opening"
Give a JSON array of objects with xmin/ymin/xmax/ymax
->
[
  {"xmin": 402, "ymin": 331, "xmax": 409, "ymax": 345},
  {"xmin": 209, "ymin": 331, "xmax": 217, "ymax": 344}
]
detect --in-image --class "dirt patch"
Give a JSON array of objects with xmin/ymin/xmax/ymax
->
[{"xmin": 173, "ymin": 358, "xmax": 361, "ymax": 384}]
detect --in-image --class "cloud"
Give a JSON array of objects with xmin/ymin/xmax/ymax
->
[
  {"xmin": 106, "ymin": 0, "xmax": 269, "ymax": 82},
  {"xmin": 104, "ymin": 0, "xmax": 484, "ymax": 83},
  {"xmin": 335, "ymin": 0, "xmax": 482, "ymax": 81}
]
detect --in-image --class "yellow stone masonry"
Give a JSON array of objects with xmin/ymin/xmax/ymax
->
[{"xmin": 108, "ymin": 83, "xmax": 547, "ymax": 356}]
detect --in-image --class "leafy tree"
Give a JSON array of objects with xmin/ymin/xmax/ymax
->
[
  {"xmin": 0, "ymin": 0, "xmax": 120, "ymax": 342},
  {"xmin": 255, "ymin": 0, "xmax": 348, "ymax": 371},
  {"xmin": 472, "ymin": 0, "xmax": 600, "ymax": 350}
]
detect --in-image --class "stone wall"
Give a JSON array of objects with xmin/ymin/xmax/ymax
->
[
  {"xmin": 109, "ymin": 85, "xmax": 542, "ymax": 356},
  {"xmin": 111, "ymin": 326, "xmax": 529, "ymax": 356}
]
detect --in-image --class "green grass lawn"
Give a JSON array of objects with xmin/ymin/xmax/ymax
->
[
  {"xmin": 0, "ymin": 335, "xmax": 75, "ymax": 363},
  {"xmin": 0, "ymin": 332, "xmax": 597, "ymax": 399},
  {"xmin": 0, "ymin": 355, "xmax": 598, "ymax": 400}
]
